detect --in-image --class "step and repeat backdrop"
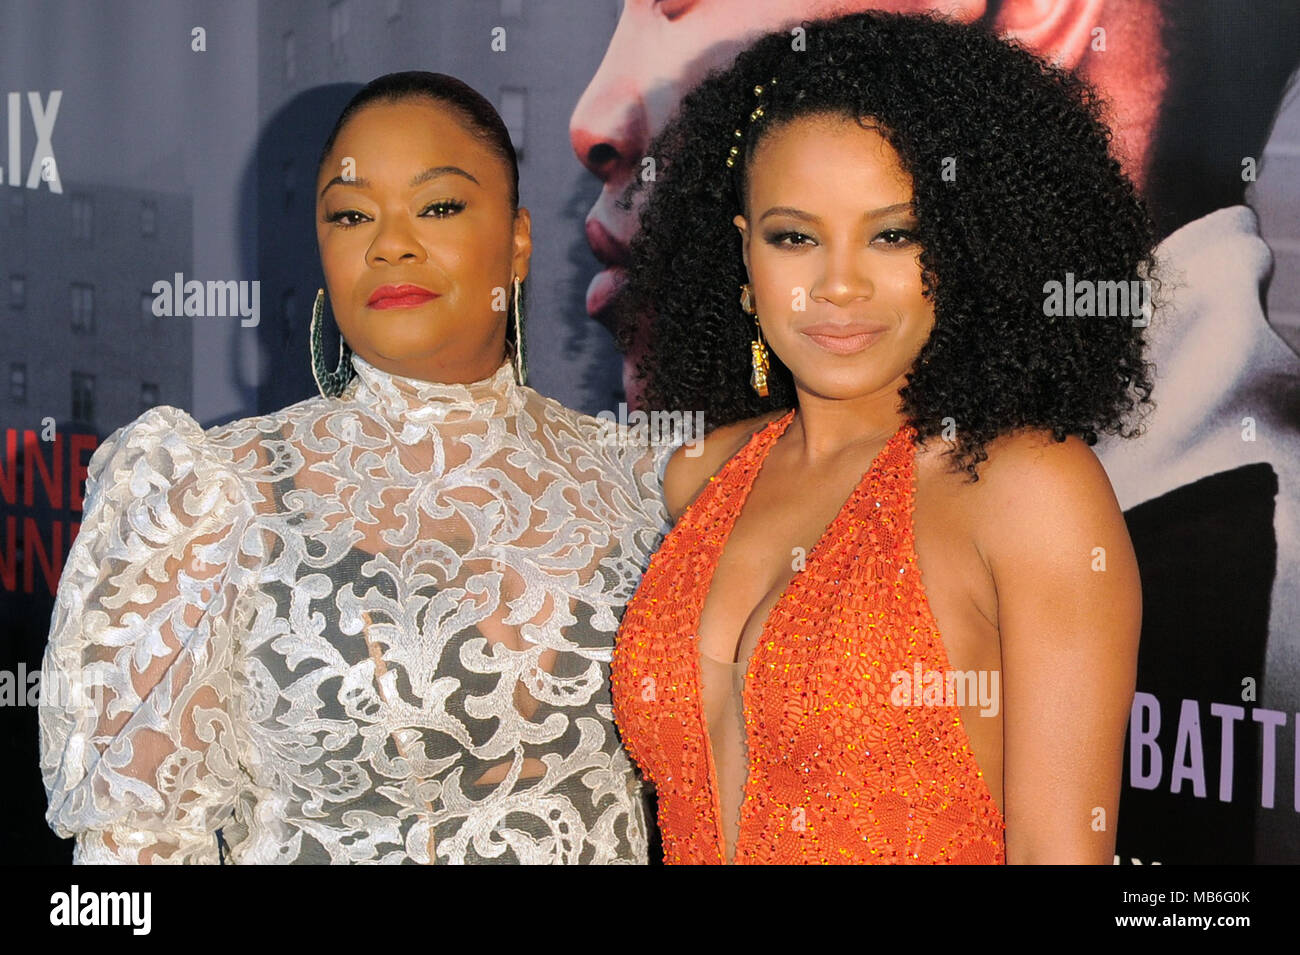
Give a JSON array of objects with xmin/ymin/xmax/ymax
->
[{"xmin": 2, "ymin": 0, "xmax": 1299, "ymax": 864}]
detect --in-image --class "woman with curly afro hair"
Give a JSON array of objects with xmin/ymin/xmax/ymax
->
[{"xmin": 609, "ymin": 10, "xmax": 1155, "ymax": 864}]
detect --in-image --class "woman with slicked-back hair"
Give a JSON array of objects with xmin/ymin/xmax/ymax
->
[{"xmin": 39, "ymin": 72, "xmax": 675, "ymax": 864}]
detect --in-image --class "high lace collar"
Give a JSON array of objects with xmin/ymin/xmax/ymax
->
[{"xmin": 344, "ymin": 352, "xmax": 525, "ymax": 442}]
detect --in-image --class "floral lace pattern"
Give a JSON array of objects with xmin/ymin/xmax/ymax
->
[{"xmin": 39, "ymin": 355, "xmax": 674, "ymax": 864}]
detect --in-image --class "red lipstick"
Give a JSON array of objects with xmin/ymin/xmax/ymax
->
[{"xmin": 367, "ymin": 284, "xmax": 439, "ymax": 309}]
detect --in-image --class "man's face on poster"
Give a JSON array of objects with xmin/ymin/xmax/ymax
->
[{"xmin": 568, "ymin": 0, "xmax": 1162, "ymax": 404}]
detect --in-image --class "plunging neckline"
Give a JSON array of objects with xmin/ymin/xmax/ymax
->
[{"xmin": 690, "ymin": 408, "xmax": 911, "ymax": 864}]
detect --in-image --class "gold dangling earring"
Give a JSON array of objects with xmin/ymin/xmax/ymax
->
[{"xmin": 740, "ymin": 282, "xmax": 769, "ymax": 397}]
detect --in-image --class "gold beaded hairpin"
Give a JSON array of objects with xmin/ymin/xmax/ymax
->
[{"xmin": 726, "ymin": 76, "xmax": 778, "ymax": 169}]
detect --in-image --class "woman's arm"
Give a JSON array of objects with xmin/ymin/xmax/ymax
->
[
  {"xmin": 39, "ymin": 407, "xmax": 256, "ymax": 863},
  {"xmin": 976, "ymin": 431, "xmax": 1141, "ymax": 864}
]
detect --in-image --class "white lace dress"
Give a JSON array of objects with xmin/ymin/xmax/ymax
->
[{"xmin": 38, "ymin": 355, "xmax": 674, "ymax": 864}]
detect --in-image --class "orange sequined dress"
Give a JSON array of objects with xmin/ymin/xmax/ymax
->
[{"xmin": 611, "ymin": 410, "xmax": 1006, "ymax": 864}]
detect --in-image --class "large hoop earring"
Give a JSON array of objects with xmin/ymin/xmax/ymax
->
[
  {"xmin": 310, "ymin": 288, "xmax": 353, "ymax": 398},
  {"xmin": 509, "ymin": 275, "xmax": 527, "ymax": 387},
  {"xmin": 740, "ymin": 283, "xmax": 769, "ymax": 397}
]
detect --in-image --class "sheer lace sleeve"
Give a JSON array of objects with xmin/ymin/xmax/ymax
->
[
  {"xmin": 39, "ymin": 406, "xmax": 257, "ymax": 863},
  {"xmin": 628, "ymin": 437, "xmax": 677, "ymax": 540},
  {"xmin": 589, "ymin": 411, "xmax": 682, "ymax": 542},
  {"xmin": 644, "ymin": 433, "xmax": 680, "ymax": 523}
]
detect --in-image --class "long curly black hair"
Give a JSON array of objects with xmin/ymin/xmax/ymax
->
[{"xmin": 614, "ymin": 11, "xmax": 1158, "ymax": 481}]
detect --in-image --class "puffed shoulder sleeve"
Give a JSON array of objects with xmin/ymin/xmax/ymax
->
[{"xmin": 38, "ymin": 406, "xmax": 258, "ymax": 864}]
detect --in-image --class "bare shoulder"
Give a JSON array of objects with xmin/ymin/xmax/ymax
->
[
  {"xmin": 975, "ymin": 428, "xmax": 1116, "ymax": 505},
  {"xmin": 662, "ymin": 409, "xmax": 789, "ymax": 522},
  {"xmin": 959, "ymin": 428, "xmax": 1127, "ymax": 568}
]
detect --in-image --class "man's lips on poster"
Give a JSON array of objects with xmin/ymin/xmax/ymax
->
[{"xmin": 585, "ymin": 208, "xmax": 630, "ymax": 329}]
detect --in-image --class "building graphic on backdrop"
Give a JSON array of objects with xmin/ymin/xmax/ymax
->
[{"xmin": 1, "ymin": 179, "xmax": 192, "ymax": 597}]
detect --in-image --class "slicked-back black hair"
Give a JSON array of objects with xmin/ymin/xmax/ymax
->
[{"xmin": 317, "ymin": 70, "xmax": 519, "ymax": 210}]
